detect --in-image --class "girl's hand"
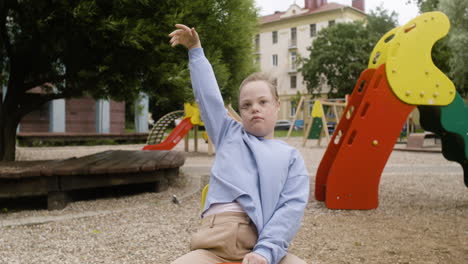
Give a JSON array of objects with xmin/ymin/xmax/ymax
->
[
  {"xmin": 242, "ymin": 252, "xmax": 267, "ymax": 264},
  {"xmin": 168, "ymin": 24, "xmax": 201, "ymax": 50}
]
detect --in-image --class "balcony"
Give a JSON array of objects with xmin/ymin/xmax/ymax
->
[
  {"xmin": 288, "ymin": 64, "xmax": 298, "ymax": 74},
  {"xmin": 288, "ymin": 39, "xmax": 297, "ymax": 49},
  {"xmin": 289, "ymin": 53, "xmax": 298, "ymax": 73}
]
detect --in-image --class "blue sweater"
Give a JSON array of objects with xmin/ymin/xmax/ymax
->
[{"xmin": 189, "ymin": 48, "xmax": 310, "ymax": 264}]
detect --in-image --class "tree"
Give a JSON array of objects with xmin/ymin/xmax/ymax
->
[
  {"xmin": 366, "ymin": 6, "xmax": 399, "ymax": 44},
  {"xmin": 410, "ymin": 0, "xmax": 467, "ymax": 96},
  {"xmin": 438, "ymin": 0, "xmax": 468, "ymax": 97},
  {"xmin": 0, "ymin": 0, "xmax": 258, "ymax": 161},
  {"xmin": 300, "ymin": 7, "xmax": 397, "ymax": 98},
  {"xmin": 408, "ymin": 0, "xmax": 451, "ymax": 90},
  {"xmin": 149, "ymin": 0, "xmax": 258, "ymax": 120},
  {"xmin": 410, "ymin": 0, "xmax": 440, "ymax": 12}
]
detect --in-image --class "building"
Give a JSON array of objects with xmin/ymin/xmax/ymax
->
[
  {"xmin": 18, "ymin": 95, "xmax": 126, "ymax": 134},
  {"xmin": 4, "ymin": 86, "xmax": 149, "ymax": 134},
  {"xmin": 256, "ymin": 0, "xmax": 366, "ymax": 120}
]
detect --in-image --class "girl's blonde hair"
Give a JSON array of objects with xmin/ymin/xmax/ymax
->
[{"xmin": 239, "ymin": 72, "xmax": 279, "ymax": 101}]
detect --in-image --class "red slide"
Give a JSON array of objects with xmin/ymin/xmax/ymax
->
[{"xmin": 143, "ymin": 117, "xmax": 193, "ymax": 151}]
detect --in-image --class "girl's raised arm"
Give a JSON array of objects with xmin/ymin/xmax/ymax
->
[
  {"xmin": 169, "ymin": 24, "xmax": 201, "ymax": 50},
  {"xmin": 169, "ymin": 24, "xmax": 230, "ymax": 147}
]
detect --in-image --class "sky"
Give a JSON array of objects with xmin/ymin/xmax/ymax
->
[{"xmin": 254, "ymin": 0, "xmax": 420, "ymax": 25}]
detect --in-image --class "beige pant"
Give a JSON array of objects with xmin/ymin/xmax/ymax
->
[{"xmin": 171, "ymin": 212, "xmax": 306, "ymax": 264}]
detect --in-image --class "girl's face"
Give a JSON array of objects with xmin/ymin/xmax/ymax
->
[{"xmin": 239, "ymin": 80, "xmax": 279, "ymax": 138}]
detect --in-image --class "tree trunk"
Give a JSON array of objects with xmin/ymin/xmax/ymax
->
[
  {"xmin": 0, "ymin": 77, "xmax": 61, "ymax": 161},
  {"xmin": 1, "ymin": 73, "xmax": 22, "ymax": 161},
  {"xmin": 0, "ymin": 110, "xmax": 19, "ymax": 161}
]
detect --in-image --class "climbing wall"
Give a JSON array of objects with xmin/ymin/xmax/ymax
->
[{"xmin": 316, "ymin": 11, "xmax": 467, "ymax": 210}]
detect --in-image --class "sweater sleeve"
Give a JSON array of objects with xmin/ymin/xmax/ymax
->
[
  {"xmin": 253, "ymin": 151, "xmax": 310, "ymax": 264},
  {"xmin": 188, "ymin": 48, "xmax": 230, "ymax": 147}
]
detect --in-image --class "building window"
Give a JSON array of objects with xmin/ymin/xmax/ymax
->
[
  {"xmin": 290, "ymin": 101, "xmax": 297, "ymax": 117},
  {"xmin": 272, "ymin": 54, "xmax": 278, "ymax": 66},
  {"xmin": 290, "ymin": 75, "xmax": 297, "ymax": 89},
  {"xmin": 290, "ymin": 51, "xmax": 297, "ymax": 71},
  {"xmin": 254, "ymin": 55, "xmax": 260, "ymax": 65},
  {"xmin": 290, "ymin": 27, "xmax": 297, "ymax": 46},
  {"xmin": 272, "ymin": 31, "xmax": 278, "ymax": 44},
  {"xmin": 255, "ymin": 34, "xmax": 260, "ymax": 51},
  {"xmin": 310, "ymin": 24, "xmax": 317, "ymax": 37},
  {"xmin": 329, "ymin": 20, "xmax": 335, "ymax": 27}
]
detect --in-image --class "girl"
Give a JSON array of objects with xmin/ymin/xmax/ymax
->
[{"xmin": 169, "ymin": 24, "xmax": 309, "ymax": 264}]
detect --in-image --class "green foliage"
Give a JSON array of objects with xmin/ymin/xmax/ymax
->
[
  {"xmin": 410, "ymin": 0, "xmax": 440, "ymax": 12},
  {"xmin": 410, "ymin": 0, "xmax": 468, "ymax": 96},
  {"xmin": 300, "ymin": 9, "xmax": 397, "ymax": 98},
  {"xmin": 291, "ymin": 91, "xmax": 303, "ymax": 110},
  {"xmin": 148, "ymin": 0, "xmax": 259, "ymax": 120},
  {"xmin": 1, "ymin": 0, "xmax": 258, "ymax": 160},
  {"xmin": 300, "ymin": 21, "xmax": 369, "ymax": 98},
  {"xmin": 438, "ymin": 0, "xmax": 468, "ymax": 97},
  {"xmin": 1, "ymin": 0, "xmax": 257, "ymax": 117},
  {"xmin": 408, "ymin": 0, "xmax": 451, "ymax": 90},
  {"xmin": 367, "ymin": 6, "xmax": 399, "ymax": 43}
]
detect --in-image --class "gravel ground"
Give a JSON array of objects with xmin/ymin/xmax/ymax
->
[{"xmin": 1, "ymin": 138, "xmax": 467, "ymax": 264}]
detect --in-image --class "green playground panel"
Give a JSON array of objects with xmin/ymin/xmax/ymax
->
[
  {"xmin": 441, "ymin": 92, "xmax": 468, "ymax": 159},
  {"xmin": 308, "ymin": 117, "xmax": 323, "ymax": 139}
]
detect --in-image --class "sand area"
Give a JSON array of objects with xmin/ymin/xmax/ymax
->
[{"xmin": 0, "ymin": 138, "xmax": 466, "ymax": 264}]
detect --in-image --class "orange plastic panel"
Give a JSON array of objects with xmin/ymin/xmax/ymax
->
[
  {"xmin": 315, "ymin": 68, "xmax": 376, "ymax": 201},
  {"xmin": 317, "ymin": 64, "xmax": 415, "ymax": 209}
]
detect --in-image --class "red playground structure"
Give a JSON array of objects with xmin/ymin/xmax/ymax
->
[{"xmin": 315, "ymin": 12, "xmax": 467, "ymax": 210}]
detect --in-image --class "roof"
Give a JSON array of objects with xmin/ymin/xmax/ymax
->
[{"xmin": 261, "ymin": 2, "xmax": 365, "ymax": 25}]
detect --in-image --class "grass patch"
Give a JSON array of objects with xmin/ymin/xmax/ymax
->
[{"xmin": 274, "ymin": 129, "xmax": 304, "ymax": 138}]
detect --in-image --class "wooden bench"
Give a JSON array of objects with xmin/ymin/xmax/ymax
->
[
  {"xmin": 17, "ymin": 132, "xmax": 149, "ymax": 146},
  {"xmin": 0, "ymin": 150, "xmax": 185, "ymax": 210},
  {"xmin": 406, "ymin": 132, "xmax": 439, "ymax": 149}
]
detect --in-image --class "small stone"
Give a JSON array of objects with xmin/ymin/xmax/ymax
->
[{"xmin": 172, "ymin": 194, "xmax": 180, "ymax": 204}]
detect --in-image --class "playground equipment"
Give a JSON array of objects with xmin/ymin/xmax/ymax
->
[
  {"xmin": 286, "ymin": 96, "xmax": 346, "ymax": 144},
  {"xmin": 315, "ymin": 12, "xmax": 467, "ymax": 210},
  {"xmin": 145, "ymin": 110, "xmax": 184, "ymax": 146},
  {"xmin": 226, "ymin": 104, "xmax": 243, "ymax": 122},
  {"xmin": 286, "ymin": 96, "xmax": 306, "ymax": 139},
  {"xmin": 200, "ymin": 184, "xmax": 209, "ymax": 211},
  {"xmin": 144, "ymin": 104, "xmax": 241, "ymax": 153},
  {"xmin": 302, "ymin": 99, "xmax": 346, "ymax": 147},
  {"xmin": 143, "ymin": 103, "xmax": 208, "ymax": 151},
  {"xmin": 307, "ymin": 100, "xmax": 326, "ymax": 141}
]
